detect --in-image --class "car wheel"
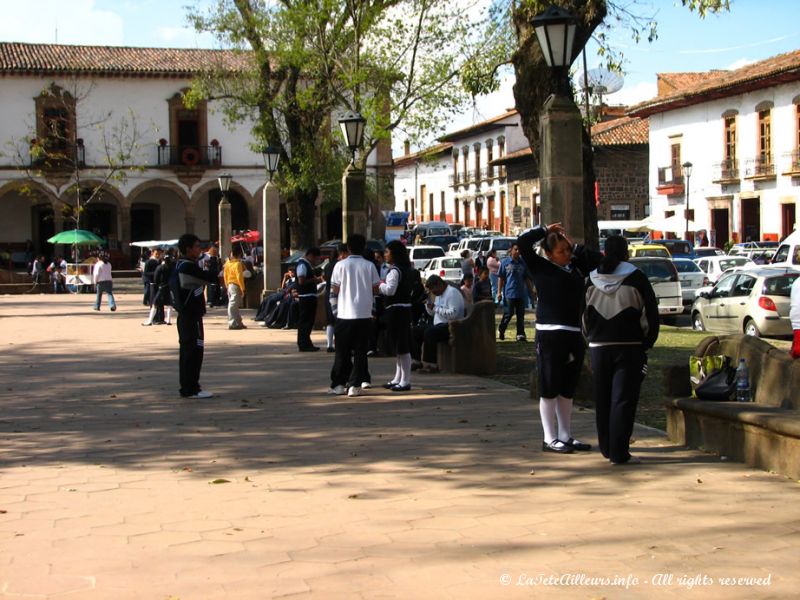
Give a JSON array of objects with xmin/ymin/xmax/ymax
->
[
  {"xmin": 744, "ymin": 319, "xmax": 761, "ymax": 338},
  {"xmin": 692, "ymin": 312, "xmax": 705, "ymax": 331}
]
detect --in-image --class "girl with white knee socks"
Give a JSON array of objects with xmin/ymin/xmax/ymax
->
[
  {"xmin": 518, "ymin": 223, "xmax": 602, "ymax": 454},
  {"xmin": 379, "ymin": 241, "xmax": 414, "ymax": 392}
]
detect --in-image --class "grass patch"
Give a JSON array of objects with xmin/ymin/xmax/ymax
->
[{"xmin": 485, "ymin": 313, "xmax": 738, "ymax": 431}]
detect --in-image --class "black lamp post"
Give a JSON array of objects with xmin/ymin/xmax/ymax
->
[
  {"xmin": 260, "ymin": 146, "xmax": 282, "ymax": 293},
  {"xmin": 217, "ymin": 173, "xmax": 233, "ymax": 260},
  {"xmin": 338, "ymin": 111, "xmax": 368, "ymax": 239},
  {"xmin": 339, "ymin": 111, "xmax": 366, "ymax": 164},
  {"xmin": 682, "ymin": 161, "xmax": 693, "ymax": 241},
  {"xmin": 533, "ymin": 5, "xmax": 579, "ymax": 95},
  {"xmin": 261, "ymin": 146, "xmax": 281, "ymax": 182},
  {"xmin": 532, "ymin": 6, "xmax": 589, "ymax": 243}
]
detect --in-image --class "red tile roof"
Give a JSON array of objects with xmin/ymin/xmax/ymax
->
[
  {"xmin": 393, "ymin": 142, "xmax": 453, "ymax": 167},
  {"xmin": 0, "ymin": 42, "xmax": 251, "ymax": 78},
  {"xmin": 656, "ymin": 72, "xmax": 718, "ymax": 97},
  {"xmin": 630, "ymin": 49, "xmax": 800, "ymax": 117},
  {"xmin": 591, "ymin": 116, "xmax": 648, "ymax": 146},
  {"xmin": 438, "ymin": 109, "xmax": 519, "ymax": 142}
]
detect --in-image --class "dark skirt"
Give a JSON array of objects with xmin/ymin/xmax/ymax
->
[
  {"xmin": 535, "ymin": 328, "xmax": 585, "ymax": 399},
  {"xmin": 384, "ymin": 305, "xmax": 412, "ymax": 356}
]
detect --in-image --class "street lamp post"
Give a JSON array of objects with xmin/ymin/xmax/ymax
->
[
  {"xmin": 261, "ymin": 146, "xmax": 281, "ymax": 294},
  {"xmin": 217, "ymin": 173, "xmax": 233, "ymax": 261},
  {"xmin": 339, "ymin": 111, "xmax": 367, "ymax": 241},
  {"xmin": 533, "ymin": 6, "xmax": 587, "ymax": 243},
  {"xmin": 682, "ymin": 161, "xmax": 693, "ymax": 242}
]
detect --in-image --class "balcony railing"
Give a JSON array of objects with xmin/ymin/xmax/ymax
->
[
  {"xmin": 744, "ymin": 154, "xmax": 775, "ymax": 178},
  {"xmin": 157, "ymin": 145, "xmax": 222, "ymax": 167},
  {"xmin": 783, "ymin": 150, "xmax": 800, "ymax": 174},
  {"xmin": 449, "ymin": 171, "xmax": 468, "ymax": 186},
  {"xmin": 30, "ymin": 141, "xmax": 86, "ymax": 169},
  {"xmin": 657, "ymin": 166, "xmax": 684, "ymax": 186},
  {"xmin": 712, "ymin": 159, "xmax": 739, "ymax": 183}
]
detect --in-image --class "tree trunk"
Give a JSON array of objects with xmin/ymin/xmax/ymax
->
[
  {"xmin": 511, "ymin": 1, "xmax": 606, "ymax": 249},
  {"xmin": 287, "ymin": 188, "xmax": 318, "ymax": 249}
]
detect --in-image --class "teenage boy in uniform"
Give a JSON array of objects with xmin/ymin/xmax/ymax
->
[
  {"xmin": 295, "ymin": 247, "xmax": 322, "ymax": 352},
  {"xmin": 175, "ymin": 234, "xmax": 219, "ymax": 399}
]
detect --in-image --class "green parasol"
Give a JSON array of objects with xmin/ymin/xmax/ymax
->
[{"xmin": 47, "ymin": 230, "xmax": 105, "ymax": 245}]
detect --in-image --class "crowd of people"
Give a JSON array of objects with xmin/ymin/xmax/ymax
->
[{"xmin": 47, "ymin": 224, "xmax": 800, "ymax": 464}]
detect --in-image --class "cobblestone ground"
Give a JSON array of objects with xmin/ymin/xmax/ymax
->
[{"xmin": 1, "ymin": 292, "xmax": 799, "ymax": 599}]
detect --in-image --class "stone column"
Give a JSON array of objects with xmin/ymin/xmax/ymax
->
[
  {"xmin": 263, "ymin": 181, "xmax": 282, "ymax": 293},
  {"xmin": 539, "ymin": 94, "xmax": 585, "ymax": 243},
  {"xmin": 342, "ymin": 163, "xmax": 366, "ymax": 241},
  {"xmin": 218, "ymin": 195, "xmax": 232, "ymax": 260},
  {"xmin": 184, "ymin": 210, "xmax": 195, "ymax": 235}
]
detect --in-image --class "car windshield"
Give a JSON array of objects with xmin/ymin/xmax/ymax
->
[
  {"xmin": 634, "ymin": 260, "xmax": 677, "ymax": 282},
  {"xmin": 664, "ymin": 242, "xmax": 691, "ymax": 254},
  {"xmin": 491, "ymin": 239, "xmax": 514, "ymax": 251},
  {"xmin": 719, "ymin": 258, "xmax": 748, "ymax": 270},
  {"xmin": 639, "ymin": 248, "xmax": 670, "ymax": 258},
  {"xmin": 763, "ymin": 274, "xmax": 799, "ymax": 296},
  {"xmin": 414, "ymin": 248, "xmax": 444, "ymax": 259},
  {"xmin": 674, "ymin": 260, "xmax": 701, "ymax": 273},
  {"xmin": 467, "ymin": 240, "xmax": 482, "ymax": 250},
  {"xmin": 441, "ymin": 258, "xmax": 461, "ymax": 268}
]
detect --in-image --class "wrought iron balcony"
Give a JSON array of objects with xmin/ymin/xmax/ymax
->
[
  {"xmin": 156, "ymin": 144, "xmax": 222, "ymax": 167},
  {"xmin": 656, "ymin": 165, "xmax": 685, "ymax": 196},
  {"xmin": 744, "ymin": 154, "xmax": 775, "ymax": 179},
  {"xmin": 712, "ymin": 159, "xmax": 739, "ymax": 183},
  {"xmin": 783, "ymin": 150, "xmax": 800, "ymax": 175},
  {"xmin": 30, "ymin": 141, "xmax": 85, "ymax": 169}
]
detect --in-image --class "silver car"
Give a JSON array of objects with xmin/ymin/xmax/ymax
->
[
  {"xmin": 691, "ymin": 267, "xmax": 799, "ymax": 338},
  {"xmin": 673, "ymin": 258, "xmax": 709, "ymax": 308}
]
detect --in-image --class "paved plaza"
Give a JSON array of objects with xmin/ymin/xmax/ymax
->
[{"xmin": 1, "ymin": 292, "xmax": 799, "ymax": 599}]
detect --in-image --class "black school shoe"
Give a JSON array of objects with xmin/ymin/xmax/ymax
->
[
  {"xmin": 542, "ymin": 439, "xmax": 574, "ymax": 454},
  {"xmin": 564, "ymin": 438, "xmax": 592, "ymax": 451},
  {"xmin": 391, "ymin": 384, "xmax": 411, "ymax": 392}
]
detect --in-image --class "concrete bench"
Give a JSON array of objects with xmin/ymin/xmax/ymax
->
[
  {"xmin": 437, "ymin": 300, "xmax": 496, "ymax": 376},
  {"xmin": 666, "ymin": 334, "xmax": 800, "ymax": 478}
]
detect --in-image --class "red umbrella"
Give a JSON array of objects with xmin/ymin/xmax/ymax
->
[{"xmin": 231, "ymin": 230, "xmax": 261, "ymax": 244}]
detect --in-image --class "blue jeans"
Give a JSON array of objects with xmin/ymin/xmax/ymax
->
[
  {"xmin": 498, "ymin": 298, "xmax": 526, "ymax": 338},
  {"xmin": 94, "ymin": 281, "xmax": 116, "ymax": 310},
  {"xmin": 489, "ymin": 273, "xmax": 499, "ymax": 302}
]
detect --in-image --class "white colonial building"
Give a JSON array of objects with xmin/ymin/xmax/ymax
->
[
  {"xmin": 629, "ymin": 50, "xmax": 800, "ymax": 246},
  {"xmin": 0, "ymin": 42, "xmax": 389, "ymax": 265},
  {"xmin": 393, "ymin": 110, "xmax": 532, "ymax": 233}
]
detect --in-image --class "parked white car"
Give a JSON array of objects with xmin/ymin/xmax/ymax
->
[
  {"xmin": 408, "ymin": 245, "xmax": 445, "ymax": 269},
  {"xmin": 420, "ymin": 256, "xmax": 463, "ymax": 284},
  {"xmin": 672, "ymin": 258, "xmax": 709, "ymax": 309},
  {"xmin": 694, "ymin": 255, "xmax": 755, "ymax": 284},
  {"xmin": 630, "ymin": 257, "xmax": 683, "ymax": 317},
  {"xmin": 691, "ymin": 267, "xmax": 799, "ymax": 337}
]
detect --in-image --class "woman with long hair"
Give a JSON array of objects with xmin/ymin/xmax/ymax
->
[
  {"xmin": 584, "ymin": 235, "xmax": 659, "ymax": 465},
  {"xmin": 379, "ymin": 240, "xmax": 415, "ymax": 391},
  {"xmin": 517, "ymin": 223, "xmax": 601, "ymax": 454}
]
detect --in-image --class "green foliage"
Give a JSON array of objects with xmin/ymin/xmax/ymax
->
[{"xmin": 187, "ymin": 0, "xmax": 499, "ymax": 244}]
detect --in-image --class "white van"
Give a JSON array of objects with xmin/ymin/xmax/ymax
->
[
  {"xmin": 630, "ymin": 257, "xmax": 683, "ymax": 317},
  {"xmin": 771, "ymin": 230, "xmax": 800, "ymax": 268}
]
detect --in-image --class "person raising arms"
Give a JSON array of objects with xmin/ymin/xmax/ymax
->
[{"xmin": 517, "ymin": 223, "xmax": 601, "ymax": 454}]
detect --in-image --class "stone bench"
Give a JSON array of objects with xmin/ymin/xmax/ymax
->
[
  {"xmin": 436, "ymin": 300, "xmax": 496, "ymax": 376},
  {"xmin": 666, "ymin": 334, "xmax": 800, "ymax": 478}
]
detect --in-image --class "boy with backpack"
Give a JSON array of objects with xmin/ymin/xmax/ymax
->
[{"xmin": 171, "ymin": 234, "xmax": 219, "ymax": 399}]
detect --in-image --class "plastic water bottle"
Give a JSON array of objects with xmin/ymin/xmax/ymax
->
[{"xmin": 736, "ymin": 358, "xmax": 751, "ymax": 402}]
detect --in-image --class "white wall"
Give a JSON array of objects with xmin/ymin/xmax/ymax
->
[
  {"xmin": 648, "ymin": 80, "xmax": 800, "ymax": 240},
  {"xmin": 393, "ymin": 113, "xmax": 524, "ymax": 230}
]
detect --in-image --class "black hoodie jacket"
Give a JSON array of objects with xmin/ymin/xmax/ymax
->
[{"xmin": 583, "ymin": 262, "xmax": 660, "ymax": 350}]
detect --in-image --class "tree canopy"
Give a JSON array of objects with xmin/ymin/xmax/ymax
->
[{"xmin": 188, "ymin": 0, "xmax": 498, "ymax": 247}]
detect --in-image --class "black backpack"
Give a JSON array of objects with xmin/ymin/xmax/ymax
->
[
  {"xmin": 169, "ymin": 259, "xmax": 190, "ymax": 313},
  {"xmin": 406, "ymin": 267, "xmax": 426, "ymax": 305}
]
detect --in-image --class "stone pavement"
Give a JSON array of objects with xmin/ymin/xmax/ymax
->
[{"xmin": 1, "ymin": 292, "xmax": 799, "ymax": 599}]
